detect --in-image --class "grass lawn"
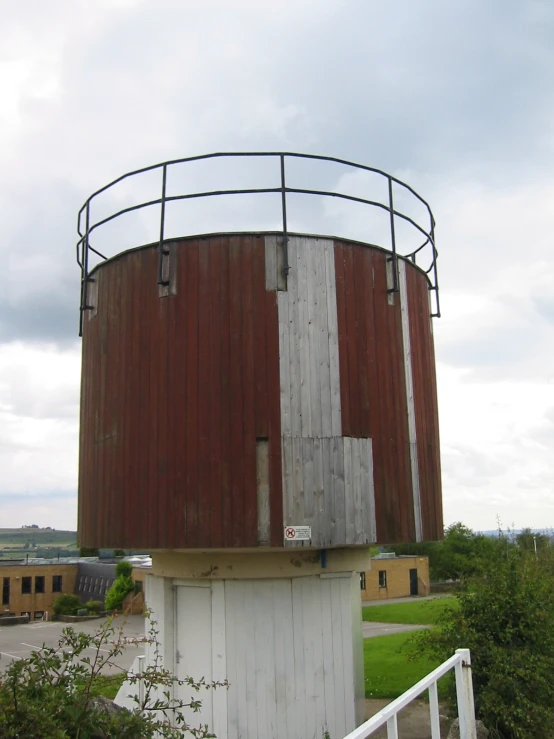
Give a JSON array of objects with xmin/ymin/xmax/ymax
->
[
  {"xmin": 90, "ymin": 672, "xmax": 126, "ymax": 700},
  {"xmin": 362, "ymin": 597, "xmax": 457, "ymax": 625},
  {"xmin": 364, "ymin": 632, "xmax": 443, "ymax": 699}
]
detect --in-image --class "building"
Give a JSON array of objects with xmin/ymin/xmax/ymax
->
[
  {"xmin": 0, "ymin": 558, "xmax": 149, "ymax": 621},
  {"xmin": 76, "ymin": 152, "xmax": 444, "ymax": 739},
  {"xmin": 361, "ymin": 554, "xmax": 430, "ymax": 601}
]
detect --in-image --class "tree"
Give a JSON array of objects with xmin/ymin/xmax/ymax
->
[
  {"xmin": 105, "ymin": 561, "xmax": 135, "ymax": 611},
  {"xmin": 516, "ymin": 527, "xmax": 549, "ymax": 552},
  {"xmin": 413, "ymin": 539, "xmax": 554, "ymax": 738},
  {"xmin": 0, "ymin": 616, "xmax": 223, "ymax": 738},
  {"xmin": 80, "ymin": 547, "xmax": 100, "ymax": 557}
]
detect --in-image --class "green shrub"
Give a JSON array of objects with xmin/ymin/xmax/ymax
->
[
  {"xmin": 52, "ymin": 593, "xmax": 82, "ymax": 616},
  {"xmin": 413, "ymin": 540, "xmax": 554, "ymax": 738},
  {"xmin": 105, "ymin": 575, "xmax": 134, "ymax": 611},
  {"xmin": 85, "ymin": 599, "xmax": 103, "ymax": 614},
  {"xmin": 115, "ymin": 560, "xmax": 132, "ymax": 578}
]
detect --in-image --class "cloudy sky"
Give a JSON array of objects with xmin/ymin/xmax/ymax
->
[{"xmin": 1, "ymin": 0, "xmax": 553, "ymax": 534}]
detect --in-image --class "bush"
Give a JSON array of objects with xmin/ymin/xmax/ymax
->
[
  {"xmin": 105, "ymin": 575, "xmax": 134, "ymax": 611},
  {"xmin": 0, "ymin": 615, "xmax": 223, "ymax": 737},
  {"xmin": 85, "ymin": 599, "xmax": 103, "ymax": 614},
  {"xmin": 413, "ymin": 540, "xmax": 554, "ymax": 738},
  {"xmin": 115, "ymin": 560, "xmax": 133, "ymax": 578},
  {"xmin": 52, "ymin": 593, "xmax": 82, "ymax": 617}
]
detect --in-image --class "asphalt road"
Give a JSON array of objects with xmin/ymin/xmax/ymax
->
[
  {"xmin": 0, "ymin": 614, "xmax": 146, "ymax": 675},
  {"xmin": 362, "ymin": 621, "xmax": 430, "ymax": 638}
]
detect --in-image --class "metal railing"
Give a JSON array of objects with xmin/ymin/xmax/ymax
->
[
  {"xmin": 344, "ymin": 648, "xmax": 476, "ymax": 739},
  {"xmin": 76, "ymin": 152, "xmax": 439, "ymax": 335}
]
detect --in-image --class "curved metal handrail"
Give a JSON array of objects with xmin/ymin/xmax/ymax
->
[{"xmin": 76, "ymin": 152, "xmax": 439, "ymax": 335}]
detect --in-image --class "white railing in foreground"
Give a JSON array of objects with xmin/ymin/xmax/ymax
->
[
  {"xmin": 343, "ymin": 648, "xmax": 476, "ymax": 739},
  {"xmin": 114, "ymin": 654, "xmax": 146, "ymax": 710}
]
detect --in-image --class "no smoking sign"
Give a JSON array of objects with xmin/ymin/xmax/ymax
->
[{"xmin": 284, "ymin": 525, "xmax": 311, "ymax": 542}]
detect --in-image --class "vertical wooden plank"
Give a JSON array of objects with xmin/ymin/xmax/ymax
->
[
  {"xmin": 334, "ymin": 243, "xmax": 351, "ymax": 436},
  {"xmin": 185, "ymin": 242, "xmax": 200, "ymax": 548},
  {"xmin": 399, "ymin": 259, "xmax": 423, "ymax": 542},
  {"xmin": 322, "ymin": 437, "xmax": 334, "ymax": 548},
  {"xmin": 352, "ymin": 247, "xmax": 370, "ymax": 435},
  {"xmin": 317, "ymin": 242, "xmax": 333, "ymax": 439},
  {"xmin": 256, "ymin": 440, "xmax": 270, "ymax": 545},
  {"xmin": 352, "ymin": 437, "xmax": 363, "ymax": 544},
  {"xmin": 254, "ymin": 239, "xmax": 269, "ymax": 438},
  {"xmin": 287, "ymin": 238, "xmax": 302, "ymax": 439},
  {"xmin": 264, "ymin": 234, "xmax": 278, "ymax": 291},
  {"xmin": 321, "ymin": 578, "xmax": 337, "ymax": 738},
  {"xmin": 332, "ymin": 437, "xmax": 346, "ymax": 546},
  {"xmin": 224, "ymin": 582, "xmax": 241, "ymax": 739},
  {"xmin": 344, "ymin": 437, "xmax": 355, "ymax": 544},
  {"xmin": 243, "ymin": 581, "xmax": 258, "ymax": 739},
  {"xmin": 325, "ymin": 241, "xmax": 342, "ymax": 437},
  {"xmin": 266, "ymin": 291, "xmax": 284, "ymax": 547},
  {"xmin": 339, "ymin": 576, "xmax": 356, "ymax": 732},
  {"xmin": 165, "ymin": 247, "xmax": 177, "ymax": 548},
  {"xmin": 302, "ymin": 437, "xmax": 314, "ymax": 521},
  {"xmin": 228, "ymin": 236, "xmax": 245, "ymax": 547},
  {"xmin": 211, "ymin": 581, "xmax": 228, "ymax": 739},
  {"xmin": 197, "ymin": 241, "xmax": 211, "ymax": 546},
  {"xmin": 219, "ymin": 240, "xmax": 232, "ymax": 548},
  {"xmin": 343, "ymin": 246, "xmax": 361, "ymax": 435},
  {"xmin": 172, "ymin": 241, "xmax": 187, "ymax": 547},
  {"xmin": 209, "ymin": 238, "xmax": 223, "ymax": 548},
  {"xmin": 306, "ymin": 239, "xmax": 322, "ymax": 438},
  {"xmin": 312, "ymin": 437, "xmax": 324, "ymax": 548},
  {"xmin": 292, "ymin": 435, "xmax": 304, "ymax": 527},
  {"xmin": 296, "ymin": 238, "xmax": 312, "ymax": 438},
  {"xmin": 278, "ymin": 289, "xmax": 291, "ymax": 438},
  {"xmin": 329, "ymin": 575, "xmax": 347, "ymax": 736},
  {"xmin": 241, "ymin": 237, "xmax": 258, "ymax": 546},
  {"xmin": 252, "ymin": 582, "xmax": 268, "ymax": 737},
  {"xmin": 156, "ymin": 260, "xmax": 169, "ymax": 550},
  {"xmin": 273, "ymin": 579, "xmax": 295, "ymax": 739}
]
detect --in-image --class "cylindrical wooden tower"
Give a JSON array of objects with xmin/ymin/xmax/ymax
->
[{"xmin": 76, "ymin": 153, "xmax": 443, "ymax": 738}]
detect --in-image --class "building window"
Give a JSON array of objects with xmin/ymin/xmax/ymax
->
[
  {"xmin": 52, "ymin": 575, "xmax": 63, "ymax": 593},
  {"xmin": 2, "ymin": 577, "xmax": 9, "ymax": 606},
  {"xmin": 360, "ymin": 572, "xmax": 366, "ymax": 590},
  {"xmin": 35, "ymin": 576, "xmax": 45, "ymax": 594},
  {"xmin": 378, "ymin": 570, "xmax": 387, "ymax": 589},
  {"xmin": 21, "ymin": 577, "xmax": 32, "ymax": 595},
  {"xmin": 134, "ymin": 580, "xmax": 143, "ymax": 594},
  {"xmin": 21, "ymin": 611, "xmax": 30, "ymax": 620},
  {"xmin": 34, "ymin": 611, "xmax": 44, "ymax": 621}
]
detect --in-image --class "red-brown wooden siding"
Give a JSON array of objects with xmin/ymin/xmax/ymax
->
[
  {"xmin": 78, "ymin": 236, "xmax": 283, "ymax": 549},
  {"xmin": 334, "ymin": 243, "xmax": 441, "ymax": 544}
]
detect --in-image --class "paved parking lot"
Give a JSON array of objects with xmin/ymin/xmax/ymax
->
[{"xmin": 0, "ymin": 615, "xmax": 146, "ymax": 675}]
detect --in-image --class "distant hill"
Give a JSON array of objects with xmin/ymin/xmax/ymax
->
[{"xmin": 0, "ymin": 528, "xmax": 77, "ymax": 553}]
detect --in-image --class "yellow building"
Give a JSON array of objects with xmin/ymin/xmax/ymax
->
[
  {"xmin": 1, "ymin": 559, "xmax": 150, "ymax": 621},
  {"xmin": 361, "ymin": 554, "xmax": 430, "ymax": 601}
]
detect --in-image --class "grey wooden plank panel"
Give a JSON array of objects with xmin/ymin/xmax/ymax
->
[
  {"xmin": 367, "ymin": 439, "xmax": 377, "ymax": 542},
  {"xmin": 351, "ymin": 437, "xmax": 363, "ymax": 544},
  {"xmin": 282, "ymin": 436, "xmax": 294, "ymax": 528},
  {"xmin": 324, "ymin": 240, "xmax": 342, "ymax": 437},
  {"xmin": 399, "ymin": 259, "xmax": 423, "ymax": 541}
]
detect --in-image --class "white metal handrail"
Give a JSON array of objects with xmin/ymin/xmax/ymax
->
[{"xmin": 344, "ymin": 648, "xmax": 476, "ymax": 739}]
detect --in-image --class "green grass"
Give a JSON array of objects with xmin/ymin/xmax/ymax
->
[
  {"xmin": 90, "ymin": 673, "xmax": 126, "ymax": 700},
  {"xmin": 362, "ymin": 597, "xmax": 457, "ymax": 625},
  {"xmin": 364, "ymin": 632, "xmax": 442, "ymax": 699}
]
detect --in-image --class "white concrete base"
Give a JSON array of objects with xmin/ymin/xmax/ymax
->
[{"xmin": 144, "ymin": 566, "xmax": 365, "ymax": 739}]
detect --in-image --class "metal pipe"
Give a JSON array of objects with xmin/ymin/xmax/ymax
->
[
  {"xmin": 280, "ymin": 154, "xmax": 290, "ymax": 276},
  {"xmin": 158, "ymin": 164, "xmax": 168, "ymax": 286}
]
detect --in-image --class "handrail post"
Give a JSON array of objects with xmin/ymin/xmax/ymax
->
[
  {"xmin": 79, "ymin": 202, "xmax": 91, "ymax": 336},
  {"xmin": 280, "ymin": 154, "xmax": 290, "ymax": 276},
  {"xmin": 387, "ymin": 176, "xmax": 398, "ymax": 293},
  {"xmin": 454, "ymin": 649, "xmax": 477, "ymax": 739},
  {"xmin": 158, "ymin": 164, "xmax": 168, "ymax": 286}
]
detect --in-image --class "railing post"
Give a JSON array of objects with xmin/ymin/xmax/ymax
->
[
  {"xmin": 454, "ymin": 649, "xmax": 477, "ymax": 739},
  {"xmin": 428, "ymin": 681, "xmax": 441, "ymax": 739},
  {"xmin": 387, "ymin": 176, "xmax": 398, "ymax": 293},
  {"xmin": 279, "ymin": 154, "xmax": 290, "ymax": 276},
  {"xmin": 158, "ymin": 164, "xmax": 169, "ymax": 286}
]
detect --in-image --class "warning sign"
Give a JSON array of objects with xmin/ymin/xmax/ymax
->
[{"xmin": 284, "ymin": 525, "xmax": 311, "ymax": 542}]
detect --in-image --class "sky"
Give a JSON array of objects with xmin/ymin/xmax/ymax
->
[{"xmin": 0, "ymin": 0, "xmax": 553, "ymax": 534}]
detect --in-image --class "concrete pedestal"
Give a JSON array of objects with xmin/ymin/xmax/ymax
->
[{"xmin": 144, "ymin": 549, "xmax": 367, "ymax": 739}]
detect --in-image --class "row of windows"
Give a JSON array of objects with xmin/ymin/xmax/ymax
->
[
  {"xmin": 1, "ymin": 575, "xmax": 63, "ymax": 604},
  {"xmin": 359, "ymin": 571, "xmax": 388, "ymax": 591}
]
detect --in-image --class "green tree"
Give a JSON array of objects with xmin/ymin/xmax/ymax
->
[
  {"xmin": 413, "ymin": 540, "xmax": 554, "ymax": 738},
  {"xmin": 516, "ymin": 527, "xmax": 549, "ymax": 552},
  {"xmin": 52, "ymin": 593, "xmax": 82, "ymax": 617},
  {"xmin": 79, "ymin": 547, "xmax": 100, "ymax": 557}
]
